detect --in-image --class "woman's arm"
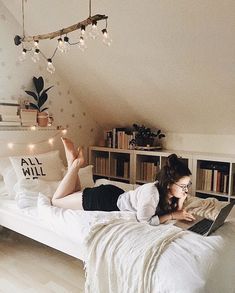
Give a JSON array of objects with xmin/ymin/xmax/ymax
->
[{"xmin": 159, "ymin": 209, "xmax": 195, "ymax": 223}]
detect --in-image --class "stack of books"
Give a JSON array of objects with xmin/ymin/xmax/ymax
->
[
  {"xmin": 0, "ymin": 100, "xmax": 21, "ymax": 126},
  {"xmin": 20, "ymin": 109, "xmax": 38, "ymax": 126},
  {"xmin": 104, "ymin": 128, "xmax": 135, "ymax": 149}
]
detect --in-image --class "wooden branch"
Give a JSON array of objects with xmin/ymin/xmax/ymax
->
[{"xmin": 21, "ymin": 14, "xmax": 108, "ymax": 42}]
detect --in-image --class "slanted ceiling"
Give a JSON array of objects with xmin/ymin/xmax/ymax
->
[{"xmin": 2, "ymin": 0, "xmax": 235, "ymax": 134}]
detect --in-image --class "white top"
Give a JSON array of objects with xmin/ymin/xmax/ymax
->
[{"xmin": 117, "ymin": 182, "xmax": 160, "ymax": 225}]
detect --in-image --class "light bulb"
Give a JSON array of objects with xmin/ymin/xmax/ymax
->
[
  {"xmin": 81, "ymin": 25, "xmax": 87, "ymax": 38},
  {"xmin": 7, "ymin": 142, "xmax": 13, "ymax": 149},
  {"xmin": 63, "ymin": 36, "xmax": 70, "ymax": 53},
  {"xmin": 34, "ymin": 40, "xmax": 39, "ymax": 48},
  {"xmin": 102, "ymin": 29, "xmax": 112, "ymax": 47},
  {"xmin": 78, "ymin": 36, "xmax": 87, "ymax": 52},
  {"xmin": 31, "ymin": 49, "xmax": 40, "ymax": 63},
  {"xmin": 47, "ymin": 59, "xmax": 55, "ymax": 74},
  {"xmin": 57, "ymin": 37, "xmax": 65, "ymax": 52},
  {"xmin": 28, "ymin": 144, "xmax": 35, "ymax": 150},
  {"xmin": 61, "ymin": 129, "xmax": 67, "ymax": 135},
  {"xmin": 18, "ymin": 48, "xmax": 27, "ymax": 62},
  {"xmin": 48, "ymin": 138, "xmax": 54, "ymax": 145},
  {"xmin": 30, "ymin": 126, "xmax": 37, "ymax": 131},
  {"xmin": 89, "ymin": 21, "xmax": 99, "ymax": 39}
]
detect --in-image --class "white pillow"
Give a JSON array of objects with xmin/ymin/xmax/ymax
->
[
  {"xmin": 4, "ymin": 166, "xmax": 18, "ymax": 198},
  {"xmin": 9, "ymin": 150, "xmax": 64, "ymax": 181},
  {"xmin": 94, "ymin": 178, "xmax": 134, "ymax": 192},
  {"xmin": 78, "ymin": 165, "xmax": 95, "ymax": 190},
  {"xmin": 0, "ymin": 157, "xmax": 12, "ymax": 175},
  {"xmin": 0, "ymin": 157, "xmax": 17, "ymax": 198}
]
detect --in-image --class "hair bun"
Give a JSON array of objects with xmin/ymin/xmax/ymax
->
[{"xmin": 167, "ymin": 154, "xmax": 179, "ymax": 169}]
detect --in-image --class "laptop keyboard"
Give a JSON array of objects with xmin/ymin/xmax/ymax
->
[{"xmin": 188, "ymin": 218, "xmax": 214, "ymax": 235}]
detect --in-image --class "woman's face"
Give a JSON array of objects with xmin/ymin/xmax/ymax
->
[{"xmin": 168, "ymin": 176, "xmax": 191, "ymax": 198}]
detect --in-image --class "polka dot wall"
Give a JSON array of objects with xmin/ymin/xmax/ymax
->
[{"xmin": 0, "ymin": 2, "xmax": 102, "ymax": 162}]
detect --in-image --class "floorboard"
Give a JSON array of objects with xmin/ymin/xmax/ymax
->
[{"xmin": 0, "ymin": 228, "xmax": 85, "ymax": 293}]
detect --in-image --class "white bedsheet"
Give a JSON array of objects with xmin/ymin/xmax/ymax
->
[{"xmin": 2, "ymin": 179, "xmax": 235, "ymax": 292}]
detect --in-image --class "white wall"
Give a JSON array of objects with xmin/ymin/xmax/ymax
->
[
  {"xmin": 165, "ymin": 133, "xmax": 235, "ymax": 155},
  {"xmin": 0, "ymin": 2, "xmax": 102, "ymax": 163}
]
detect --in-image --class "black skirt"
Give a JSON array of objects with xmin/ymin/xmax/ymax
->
[{"xmin": 82, "ymin": 184, "xmax": 124, "ymax": 211}]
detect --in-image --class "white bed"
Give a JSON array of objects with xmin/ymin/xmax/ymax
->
[{"xmin": 0, "ymin": 177, "xmax": 235, "ymax": 293}]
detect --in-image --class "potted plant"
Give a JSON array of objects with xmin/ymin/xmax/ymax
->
[
  {"xmin": 25, "ymin": 76, "xmax": 53, "ymax": 127},
  {"xmin": 132, "ymin": 123, "xmax": 165, "ymax": 147}
]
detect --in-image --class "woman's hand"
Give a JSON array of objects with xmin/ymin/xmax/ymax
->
[
  {"xmin": 177, "ymin": 194, "xmax": 188, "ymax": 210},
  {"xmin": 172, "ymin": 209, "xmax": 195, "ymax": 221}
]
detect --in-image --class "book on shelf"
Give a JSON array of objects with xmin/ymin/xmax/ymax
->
[
  {"xmin": 0, "ymin": 114, "xmax": 21, "ymax": 122},
  {"xmin": 0, "ymin": 105, "xmax": 19, "ymax": 115},
  {"xmin": 0, "ymin": 121, "xmax": 21, "ymax": 126},
  {"xmin": 109, "ymin": 157, "xmax": 129, "ymax": 178},
  {"xmin": 197, "ymin": 161, "xmax": 229, "ymax": 194},
  {"xmin": 0, "ymin": 99, "xmax": 19, "ymax": 105},
  {"xmin": 95, "ymin": 156, "xmax": 109, "ymax": 175},
  {"xmin": 138, "ymin": 161, "xmax": 159, "ymax": 182}
]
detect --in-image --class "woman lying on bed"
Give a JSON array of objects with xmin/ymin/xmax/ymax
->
[{"xmin": 52, "ymin": 138, "xmax": 195, "ymax": 225}]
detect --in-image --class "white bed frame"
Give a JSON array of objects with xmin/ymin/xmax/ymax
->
[{"xmin": 0, "ymin": 203, "xmax": 85, "ymax": 260}]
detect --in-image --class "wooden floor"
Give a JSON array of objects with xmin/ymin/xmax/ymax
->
[{"xmin": 0, "ymin": 227, "xmax": 85, "ymax": 293}]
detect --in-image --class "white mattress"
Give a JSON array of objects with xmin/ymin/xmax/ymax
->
[{"xmin": 0, "ymin": 194, "xmax": 86, "ymax": 260}]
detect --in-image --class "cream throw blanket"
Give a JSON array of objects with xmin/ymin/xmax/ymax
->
[
  {"xmin": 84, "ymin": 196, "xmax": 227, "ymax": 293},
  {"xmin": 84, "ymin": 219, "xmax": 184, "ymax": 293}
]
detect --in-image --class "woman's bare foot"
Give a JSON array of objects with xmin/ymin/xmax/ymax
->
[
  {"xmin": 72, "ymin": 147, "xmax": 85, "ymax": 169},
  {"xmin": 61, "ymin": 137, "xmax": 78, "ymax": 167}
]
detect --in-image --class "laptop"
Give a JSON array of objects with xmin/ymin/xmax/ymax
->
[{"xmin": 175, "ymin": 202, "xmax": 234, "ymax": 236}]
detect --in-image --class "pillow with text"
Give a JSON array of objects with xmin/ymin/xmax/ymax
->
[{"xmin": 9, "ymin": 150, "xmax": 65, "ymax": 181}]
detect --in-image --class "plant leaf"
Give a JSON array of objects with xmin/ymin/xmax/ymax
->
[
  {"xmin": 38, "ymin": 92, "xmax": 48, "ymax": 109},
  {"xmin": 29, "ymin": 103, "xmax": 39, "ymax": 111},
  {"xmin": 40, "ymin": 107, "xmax": 48, "ymax": 112},
  {"xmin": 41, "ymin": 85, "xmax": 53, "ymax": 95},
  {"xmin": 25, "ymin": 90, "xmax": 38, "ymax": 101},
  {"xmin": 33, "ymin": 76, "xmax": 44, "ymax": 95}
]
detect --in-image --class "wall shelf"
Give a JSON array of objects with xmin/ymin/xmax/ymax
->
[{"xmin": 0, "ymin": 126, "xmax": 63, "ymax": 131}]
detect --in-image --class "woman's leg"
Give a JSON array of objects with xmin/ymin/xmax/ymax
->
[
  {"xmin": 51, "ymin": 138, "xmax": 85, "ymax": 209},
  {"xmin": 61, "ymin": 137, "xmax": 82, "ymax": 192}
]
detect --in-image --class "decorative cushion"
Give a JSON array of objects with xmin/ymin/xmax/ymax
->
[
  {"xmin": 78, "ymin": 165, "xmax": 95, "ymax": 190},
  {"xmin": 9, "ymin": 150, "xmax": 65, "ymax": 181}
]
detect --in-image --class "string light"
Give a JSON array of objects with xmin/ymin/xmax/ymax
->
[
  {"xmin": 14, "ymin": 0, "xmax": 111, "ymax": 74},
  {"xmin": 28, "ymin": 144, "xmax": 35, "ymax": 150},
  {"xmin": 7, "ymin": 143, "xmax": 14, "ymax": 149},
  {"xmin": 3, "ymin": 128, "xmax": 68, "ymax": 150},
  {"xmin": 47, "ymin": 58, "xmax": 55, "ymax": 74},
  {"xmin": 62, "ymin": 129, "xmax": 68, "ymax": 135},
  {"xmin": 31, "ymin": 49, "xmax": 40, "ymax": 63},
  {"xmin": 48, "ymin": 138, "xmax": 54, "ymax": 145}
]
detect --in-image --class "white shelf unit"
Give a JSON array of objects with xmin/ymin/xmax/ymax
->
[
  {"xmin": 89, "ymin": 147, "xmax": 235, "ymax": 202},
  {"xmin": 89, "ymin": 147, "xmax": 134, "ymax": 183},
  {"xmin": 192, "ymin": 153, "xmax": 235, "ymax": 202}
]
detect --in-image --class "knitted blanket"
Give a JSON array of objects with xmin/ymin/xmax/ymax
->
[{"xmin": 84, "ymin": 218, "xmax": 184, "ymax": 293}]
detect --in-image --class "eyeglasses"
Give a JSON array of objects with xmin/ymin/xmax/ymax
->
[{"xmin": 174, "ymin": 181, "xmax": 192, "ymax": 191}]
